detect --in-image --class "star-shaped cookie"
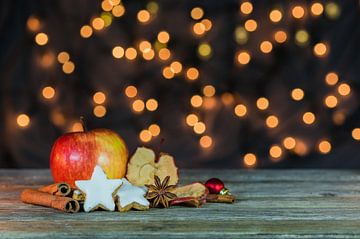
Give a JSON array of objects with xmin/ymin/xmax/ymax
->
[
  {"xmin": 116, "ymin": 178, "xmax": 150, "ymax": 212},
  {"xmin": 75, "ymin": 165, "xmax": 123, "ymax": 212}
]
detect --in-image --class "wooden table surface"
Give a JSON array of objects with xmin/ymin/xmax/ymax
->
[{"xmin": 1, "ymin": 169, "xmax": 360, "ymax": 238}]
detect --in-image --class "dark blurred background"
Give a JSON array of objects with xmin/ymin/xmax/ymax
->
[{"xmin": 0, "ymin": 0, "xmax": 359, "ymax": 169}]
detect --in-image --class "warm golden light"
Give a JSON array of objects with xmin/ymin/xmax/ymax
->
[
  {"xmin": 260, "ymin": 41, "xmax": 273, "ymax": 54},
  {"xmin": 294, "ymin": 140, "xmax": 308, "ymax": 156},
  {"xmin": 149, "ymin": 124, "xmax": 161, "ymax": 136},
  {"xmin": 274, "ymin": 30, "xmax": 287, "ymax": 43},
  {"xmin": 325, "ymin": 72, "xmax": 339, "ymax": 85},
  {"xmin": 139, "ymin": 41, "xmax": 151, "ymax": 52},
  {"xmin": 256, "ymin": 97, "xmax": 269, "ymax": 110},
  {"xmin": 295, "ymin": 30, "xmax": 309, "ymax": 46},
  {"xmin": 42, "ymin": 86, "xmax": 55, "ymax": 100},
  {"xmin": 191, "ymin": 7, "xmax": 204, "ymax": 20},
  {"xmin": 125, "ymin": 47, "xmax": 137, "ymax": 60},
  {"xmin": 200, "ymin": 135, "xmax": 213, "ymax": 148},
  {"xmin": 266, "ymin": 115, "xmax": 279, "ymax": 128},
  {"xmin": 244, "ymin": 19, "xmax": 257, "ymax": 32},
  {"xmin": 283, "ymin": 137, "xmax": 296, "ymax": 150},
  {"xmin": 35, "ymin": 33, "xmax": 48, "ymax": 46},
  {"xmin": 325, "ymin": 2, "xmax": 340, "ymax": 19},
  {"xmin": 332, "ymin": 111, "xmax": 346, "ymax": 125},
  {"xmin": 292, "ymin": 6, "xmax": 305, "ymax": 19},
  {"xmin": 198, "ymin": 43, "xmax": 212, "ymax": 58},
  {"xmin": 57, "ymin": 52, "xmax": 70, "ymax": 64},
  {"xmin": 92, "ymin": 17, "xmax": 105, "ymax": 30},
  {"xmin": 203, "ymin": 97, "xmax": 217, "ymax": 110},
  {"xmin": 71, "ymin": 122, "xmax": 83, "ymax": 132},
  {"xmin": 269, "ymin": 145, "xmax": 282, "ymax": 159},
  {"xmin": 27, "ymin": 16, "xmax": 41, "ymax": 32},
  {"xmin": 303, "ymin": 112, "xmax": 315, "ymax": 125},
  {"xmin": 157, "ymin": 31, "xmax": 170, "ymax": 43},
  {"xmin": 234, "ymin": 27, "xmax": 248, "ymax": 45},
  {"xmin": 244, "ymin": 153, "xmax": 256, "ymax": 167},
  {"xmin": 240, "ymin": 2, "xmax": 253, "ymax": 15},
  {"xmin": 291, "ymin": 88, "xmax": 304, "ymax": 101},
  {"xmin": 125, "ymin": 85, "xmax": 137, "ymax": 98},
  {"xmin": 112, "ymin": 5, "xmax": 125, "ymax": 17},
  {"xmin": 234, "ymin": 104, "xmax": 247, "ymax": 117},
  {"xmin": 93, "ymin": 105, "xmax": 107, "ymax": 118},
  {"xmin": 142, "ymin": 49, "xmax": 155, "ymax": 60},
  {"xmin": 158, "ymin": 48, "xmax": 171, "ymax": 61},
  {"xmin": 324, "ymin": 95, "xmax": 338, "ymax": 108},
  {"xmin": 137, "ymin": 10, "xmax": 151, "ymax": 23},
  {"xmin": 201, "ymin": 19, "xmax": 212, "ymax": 31},
  {"xmin": 40, "ymin": 52, "xmax": 55, "ymax": 68},
  {"xmin": 352, "ymin": 128, "xmax": 360, "ymax": 141},
  {"xmin": 147, "ymin": 1, "xmax": 158, "ymax": 14},
  {"xmin": 170, "ymin": 61, "xmax": 182, "ymax": 74},
  {"xmin": 62, "ymin": 61, "xmax": 75, "ymax": 74},
  {"xmin": 186, "ymin": 67, "xmax": 199, "ymax": 81},
  {"xmin": 139, "ymin": 130, "xmax": 152, "ymax": 142},
  {"xmin": 186, "ymin": 114, "xmax": 199, "ymax": 126},
  {"xmin": 80, "ymin": 25, "xmax": 93, "ymax": 38},
  {"xmin": 338, "ymin": 83, "xmax": 351, "ymax": 96},
  {"xmin": 194, "ymin": 122, "xmax": 206, "ymax": 134},
  {"xmin": 162, "ymin": 66, "xmax": 175, "ymax": 79},
  {"xmin": 221, "ymin": 93, "xmax": 234, "ymax": 106},
  {"xmin": 193, "ymin": 22, "xmax": 206, "ymax": 36},
  {"xmin": 318, "ymin": 140, "xmax": 331, "ymax": 154},
  {"xmin": 269, "ymin": 9, "xmax": 282, "ymax": 22},
  {"xmin": 313, "ymin": 43, "xmax": 328, "ymax": 57},
  {"xmin": 112, "ymin": 46, "xmax": 125, "ymax": 58},
  {"xmin": 93, "ymin": 92, "xmax": 106, "ymax": 104},
  {"xmin": 203, "ymin": 85, "xmax": 216, "ymax": 97},
  {"xmin": 51, "ymin": 110, "xmax": 65, "ymax": 127},
  {"xmin": 17, "ymin": 114, "xmax": 30, "ymax": 128},
  {"xmin": 237, "ymin": 51, "xmax": 251, "ymax": 65},
  {"xmin": 146, "ymin": 98, "xmax": 158, "ymax": 111},
  {"xmin": 311, "ymin": 2, "xmax": 324, "ymax": 16},
  {"xmin": 132, "ymin": 99, "xmax": 145, "ymax": 112},
  {"xmin": 191, "ymin": 95, "xmax": 203, "ymax": 108},
  {"xmin": 101, "ymin": 0, "xmax": 113, "ymax": 11}
]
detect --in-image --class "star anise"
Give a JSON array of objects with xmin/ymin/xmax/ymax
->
[{"xmin": 145, "ymin": 175, "xmax": 177, "ymax": 208}]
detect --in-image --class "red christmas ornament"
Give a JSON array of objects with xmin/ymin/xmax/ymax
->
[{"xmin": 205, "ymin": 178, "xmax": 229, "ymax": 195}]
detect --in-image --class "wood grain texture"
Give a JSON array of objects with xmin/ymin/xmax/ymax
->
[{"xmin": 1, "ymin": 169, "xmax": 360, "ymax": 238}]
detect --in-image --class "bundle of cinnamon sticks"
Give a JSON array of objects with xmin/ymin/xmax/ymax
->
[{"xmin": 20, "ymin": 183, "xmax": 80, "ymax": 213}]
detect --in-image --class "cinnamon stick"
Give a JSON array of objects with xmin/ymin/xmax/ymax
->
[
  {"xmin": 206, "ymin": 194, "xmax": 235, "ymax": 203},
  {"xmin": 20, "ymin": 189, "xmax": 80, "ymax": 213},
  {"xmin": 38, "ymin": 183, "xmax": 71, "ymax": 196}
]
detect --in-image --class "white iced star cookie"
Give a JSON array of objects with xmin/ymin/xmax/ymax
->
[
  {"xmin": 116, "ymin": 178, "xmax": 150, "ymax": 212},
  {"xmin": 75, "ymin": 165, "xmax": 123, "ymax": 212}
]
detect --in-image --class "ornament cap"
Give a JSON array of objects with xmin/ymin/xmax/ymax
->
[{"xmin": 219, "ymin": 187, "xmax": 231, "ymax": 195}]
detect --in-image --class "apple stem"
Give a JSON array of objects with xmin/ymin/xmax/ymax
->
[{"xmin": 80, "ymin": 116, "xmax": 87, "ymax": 132}]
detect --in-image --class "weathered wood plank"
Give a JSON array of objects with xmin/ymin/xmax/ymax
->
[{"xmin": 1, "ymin": 169, "xmax": 360, "ymax": 238}]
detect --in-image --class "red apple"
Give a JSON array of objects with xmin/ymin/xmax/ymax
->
[{"xmin": 50, "ymin": 128, "xmax": 128, "ymax": 187}]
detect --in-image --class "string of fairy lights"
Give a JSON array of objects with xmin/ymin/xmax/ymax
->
[{"xmin": 17, "ymin": 0, "xmax": 360, "ymax": 168}]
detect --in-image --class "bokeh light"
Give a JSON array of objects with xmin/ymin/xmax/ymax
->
[
  {"xmin": 318, "ymin": 140, "xmax": 331, "ymax": 154},
  {"xmin": 93, "ymin": 91, "xmax": 106, "ymax": 104},
  {"xmin": 146, "ymin": 98, "xmax": 158, "ymax": 111},
  {"xmin": 256, "ymin": 97, "xmax": 269, "ymax": 110},
  {"xmin": 244, "ymin": 153, "xmax": 256, "ymax": 167},
  {"xmin": 17, "ymin": 114, "xmax": 30, "ymax": 128},
  {"xmin": 244, "ymin": 19, "xmax": 257, "ymax": 32},
  {"xmin": 269, "ymin": 9, "xmax": 282, "ymax": 23},
  {"xmin": 303, "ymin": 112, "xmax": 316, "ymax": 125},
  {"xmin": 93, "ymin": 105, "xmax": 107, "ymax": 118},
  {"xmin": 352, "ymin": 128, "xmax": 360, "ymax": 141},
  {"xmin": 291, "ymin": 88, "xmax": 304, "ymax": 101},
  {"xmin": 125, "ymin": 85, "xmax": 138, "ymax": 98},
  {"xmin": 283, "ymin": 137, "xmax": 296, "ymax": 150},
  {"xmin": 234, "ymin": 104, "xmax": 247, "ymax": 117},
  {"xmin": 191, "ymin": 95, "xmax": 203, "ymax": 108},
  {"xmin": 240, "ymin": 2, "xmax": 253, "ymax": 15},
  {"xmin": 338, "ymin": 83, "xmax": 351, "ymax": 96},
  {"xmin": 186, "ymin": 114, "xmax": 199, "ymax": 126},
  {"xmin": 266, "ymin": 115, "xmax": 279, "ymax": 128},
  {"xmin": 149, "ymin": 124, "xmax": 161, "ymax": 136},
  {"xmin": 42, "ymin": 86, "xmax": 55, "ymax": 100},
  {"xmin": 200, "ymin": 135, "xmax": 213, "ymax": 148},
  {"xmin": 132, "ymin": 99, "xmax": 145, "ymax": 112},
  {"xmin": 325, "ymin": 72, "xmax": 339, "ymax": 85},
  {"xmin": 193, "ymin": 122, "xmax": 206, "ymax": 134},
  {"xmin": 35, "ymin": 33, "xmax": 48, "ymax": 46},
  {"xmin": 139, "ymin": 129, "xmax": 152, "ymax": 142}
]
